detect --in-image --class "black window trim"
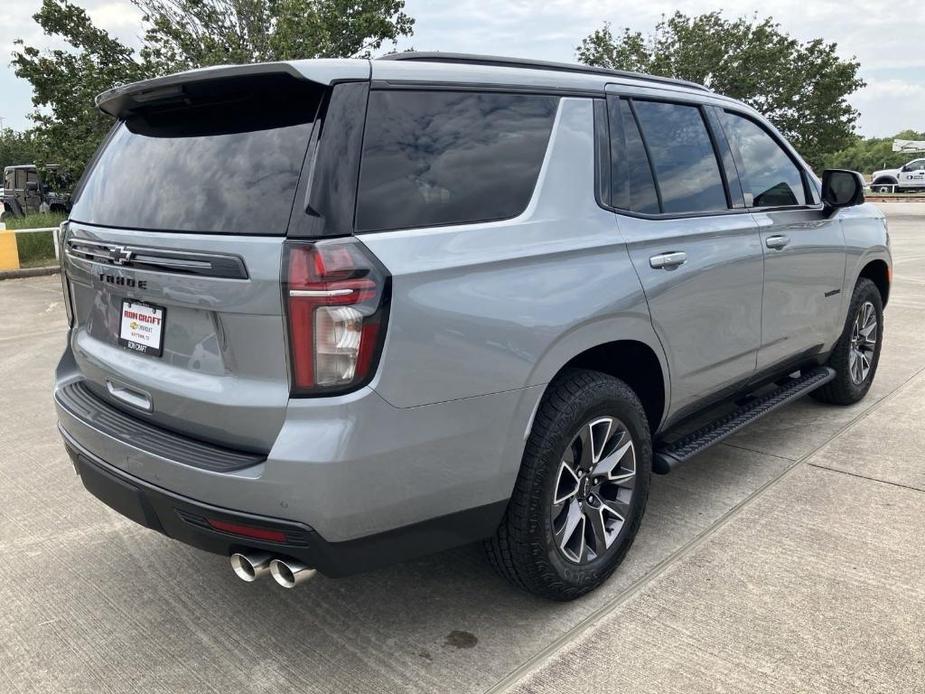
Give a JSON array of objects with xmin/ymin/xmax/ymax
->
[
  {"xmin": 702, "ymin": 106, "xmax": 746, "ymax": 209},
  {"xmin": 592, "ymin": 98, "xmax": 612, "ymax": 210},
  {"xmin": 352, "ymin": 86, "xmax": 563, "ymax": 235},
  {"xmin": 715, "ymin": 106, "xmax": 822, "ymax": 213}
]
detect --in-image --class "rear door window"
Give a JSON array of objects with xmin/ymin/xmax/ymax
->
[
  {"xmin": 632, "ymin": 101, "xmax": 728, "ymax": 214},
  {"xmin": 355, "ymin": 91, "xmax": 558, "ymax": 232},
  {"xmin": 70, "ymin": 75, "xmax": 322, "ymax": 234},
  {"xmin": 607, "ymin": 97, "xmax": 660, "ymax": 214},
  {"xmin": 720, "ymin": 111, "xmax": 806, "ymax": 207}
]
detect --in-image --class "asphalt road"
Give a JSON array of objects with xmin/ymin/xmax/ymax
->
[{"xmin": 1, "ymin": 204, "xmax": 923, "ymax": 693}]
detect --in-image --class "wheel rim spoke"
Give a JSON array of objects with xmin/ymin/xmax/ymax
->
[
  {"xmin": 591, "ymin": 430, "xmax": 636, "ymax": 486},
  {"xmin": 586, "ymin": 502, "xmax": 610, "ymax": 556},
  {"xmin": 555, "ymin": 499, "xmax": 586, "ymax": 562},
  {"xmin": 553, "ymin": 459, "xmax": 580, "ymax": 505}
]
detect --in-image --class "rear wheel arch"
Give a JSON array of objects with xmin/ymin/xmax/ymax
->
[
  {"xmin": 552, "ymin": 340, "xmax": 667, "ymax": 435},
  {"xmin": 871, "ymin": 176, "xmax": 898, "ymax": 185}
]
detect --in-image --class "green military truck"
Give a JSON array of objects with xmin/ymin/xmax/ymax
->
[{"xmin": 2, "ymin": 165, "xmax": 71, "ymax": 218}]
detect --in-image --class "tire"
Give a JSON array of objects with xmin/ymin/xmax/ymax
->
[
  {"xmin": 872, "ymin": 181, "xmax": 897, "ymax": 193},
  {"xmin": 486, "ymin": 368, "xmax": 651, "ymax": 601},
  {"xmin": 812, "ymin": 278, "xmax": 883, "ymax": 405}
]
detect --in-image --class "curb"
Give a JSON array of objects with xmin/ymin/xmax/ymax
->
[
  {"xmin": 867, "ymin": 196, "xmax": 925, "ymax": 203},
  {"xmin": 0, "ymin": 265, "xmax": 60, "ymax": 281}
]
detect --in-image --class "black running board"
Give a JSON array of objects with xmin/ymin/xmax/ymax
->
[{"xmin": 653, "ymin": 366, "xmax": 836, "ymax": 474}]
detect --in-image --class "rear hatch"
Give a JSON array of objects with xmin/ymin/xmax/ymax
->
[{"xmin": 61, "ymin": 66, "xmax": 343, "ymax": 452}]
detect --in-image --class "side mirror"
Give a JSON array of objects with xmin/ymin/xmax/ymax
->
[
  {"xmin": 821, "ymin": 169, "xmax": 864, "ymax": 212},
  {"xmin": 25, "ymin": 181, "xmax": 39, "ymax": 192}
]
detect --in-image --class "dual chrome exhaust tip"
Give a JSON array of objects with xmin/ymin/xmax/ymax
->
[{"xmin": 230, "ymin": 552, "xmax": 317, "ymax": 588}]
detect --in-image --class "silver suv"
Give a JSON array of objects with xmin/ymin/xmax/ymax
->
[{"xmin": 54, "ymin": 53, "xmax": 891, "ymax": 600}]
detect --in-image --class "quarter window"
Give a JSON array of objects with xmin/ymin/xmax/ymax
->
[
  {"xmin": 607, "ymin": 98, "xmax": 660, "ymax": 214},
  {"xmin": 721, "ymin": 111, "xmax": 806, "ymax": 207},
  {"xmin": 355, "ymin": 91, "xmax": 558, "ymax": 232},
  {"xmin": 632, "ymin": 101, "xmax": 728, "ymax": 214}
]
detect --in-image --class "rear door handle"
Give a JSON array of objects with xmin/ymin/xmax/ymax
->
[
  {"xmin": 649, "ymin": 251, "xmax": 688, "ymax": 270},
  {"xmin": 765, "ymin": 234, "xmax": 791, "ymax": 250}
]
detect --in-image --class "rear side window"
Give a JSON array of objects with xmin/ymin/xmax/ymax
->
[
  {"xmin": 71, "ymin": 75, "xmax": 322, "ymax": 234},
  {"xmin": 355, "ymin": 91, "xmax": 558, "ymax": 232},
  {"xmin": 632, "ymin": 101, "xmax": 728, "ymax": 214},
  {"xmin": 607, "ymin": 98, "xmax": 660, "ymax": 214},
  {"xmin": 720, "ymin": 111, "xmax": 806, "ymax": 207}
]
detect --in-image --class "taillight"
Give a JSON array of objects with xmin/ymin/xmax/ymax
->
[{"xmin": 283, "ymin": 239, "xmax": 390, "ymax": 396}]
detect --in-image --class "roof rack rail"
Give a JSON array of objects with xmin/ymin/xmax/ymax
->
[{"xmin": 377, "ymin": 52, "xmax": 711, "ymax": 93}]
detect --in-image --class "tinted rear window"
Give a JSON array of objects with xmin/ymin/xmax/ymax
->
[
  {"xmin": 608, "ymin": 98, "xmax": 660, "ymax": 214},
  {"xmin": 356, "ymin": 91, "xmax": 558, "ymax": 232},
  {"xmin": 633, "ymin": 101, "xmax": 728, "ymax": 214},
  {"xmin": 71, "ymin": 76, "xmax": 321, "ymax": 234}
]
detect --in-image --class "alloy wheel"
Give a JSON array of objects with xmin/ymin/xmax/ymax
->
[
  {"xmin": 551, "ymin": 416, "xmax": 636, "ymax": 564},
  {"xmin": 849, "ymin": 300, "xmax": 878, "ymax": 384}
]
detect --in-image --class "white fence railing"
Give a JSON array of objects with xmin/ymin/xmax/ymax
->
[{"xmin": 1, "ymin": 225, "xmax": 61, "ymax": 261}]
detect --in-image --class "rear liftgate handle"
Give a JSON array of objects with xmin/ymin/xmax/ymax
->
[{"xmin": 106, "ymin": 380, "xmax": 153, "ymax": 412}]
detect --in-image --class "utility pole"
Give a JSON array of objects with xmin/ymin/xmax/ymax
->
[{"xmin": 0, "ymin": 116, "xmax": 5, "ymax": 130}]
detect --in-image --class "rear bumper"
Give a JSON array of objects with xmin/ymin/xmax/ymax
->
[
  {"xmin": 61, "ymin": 428, "xmax": 507, "ymax": 577},
  {"xmin": 55, "ymin": 339, "xmax": 542, "ymax": 569}
]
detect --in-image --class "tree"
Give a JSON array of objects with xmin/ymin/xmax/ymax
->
[
  {"xmin": 12, "ymin": 0, "xmax": 147, "ymax": 186},
  {"xmin": 0, "ymin": 129, "xmax": 39, "ymax": 172},
  {"xmin": 12, "ymin": 0, "xmax": 414, "ymax": 188},
  {"xmin": 577, "ymin": 12, "xmax": 865, "ymax": 170},
  {"xmin": 135, "ymin": 0, "xmax": 414, "ymax": 72}
]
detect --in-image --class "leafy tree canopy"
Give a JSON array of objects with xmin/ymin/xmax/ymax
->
[
  {"xmin": 12, "ymin": 0, "xmax": 413, "ymax": 187},
  {"xmin": 577, "ymin": 12, "xmax": 865, "ymax": 169},
  {"xmin": 0, "ymin": 128, "xmax": 40, "ymax": 172}
]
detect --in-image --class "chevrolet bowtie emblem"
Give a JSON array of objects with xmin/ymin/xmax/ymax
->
[{"xmin": 110, "ymin": 246, "xmax": 134, "ymax": 265}]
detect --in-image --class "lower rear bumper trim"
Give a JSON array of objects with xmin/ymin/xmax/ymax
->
[{"xmin": 60, "ymin": 427, "xmax": 508, "ymax": 577}]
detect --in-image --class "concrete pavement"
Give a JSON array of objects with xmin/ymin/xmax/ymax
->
[{"xmin": 0, "ymin": 204, "xmax": 922, "ymax": 693}]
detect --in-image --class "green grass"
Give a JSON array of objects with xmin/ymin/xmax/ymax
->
[
  {"xmin": 3, "ymin": 212, "xmax": 67, "ymax": 230},
  {"xmin": 2, "ymin": 213, "xmax": 66, "ymax": 268},
  {"xmin": 14, "ymin": 230, "xmax": 57, "ymax": 268}
]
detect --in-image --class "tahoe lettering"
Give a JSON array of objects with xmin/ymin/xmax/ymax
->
[{"xmin": 99, "ymin": 273, "xmax": 147, "ymax": 290}]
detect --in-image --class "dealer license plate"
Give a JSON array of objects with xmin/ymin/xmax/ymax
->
[{"xmin": 118, "ymin": 299, "xmax": 166, "ymax": 357}]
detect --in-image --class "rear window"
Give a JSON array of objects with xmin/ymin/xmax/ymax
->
[
  {"xmin": 355, "ymin": 91, "xmax": 558, "ymax": 232},
  {"xmin": 71, "ymin": 75, "xmax": 321, "ymax": 234}
]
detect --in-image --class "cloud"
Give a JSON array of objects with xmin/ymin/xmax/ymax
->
[{"xmin": 852, "ymin": 78, "xmax": 925, "ymax": 137}]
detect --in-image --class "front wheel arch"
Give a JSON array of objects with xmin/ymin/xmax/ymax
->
[{"xmin": 859, "ymin": 259, "xmax": 890, "ymax": 307}]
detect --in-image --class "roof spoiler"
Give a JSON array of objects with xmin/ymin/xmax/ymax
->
[{"xmin": 95, "ymin": 60, "xmax": 370, "ymax": 119}]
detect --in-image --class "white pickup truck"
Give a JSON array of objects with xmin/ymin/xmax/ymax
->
[{"xmin": 871, "ymin": 157, "xmax": 925, "ymax": 192}]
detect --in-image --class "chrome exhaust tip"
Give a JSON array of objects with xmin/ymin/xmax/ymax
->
[
  {"xmin": 229, "ymin": 552, "xmax": 272, "ymax": 582},
  {"xmin": 269, "ymin": 558, "xmax": 317, "ymax": 588}
]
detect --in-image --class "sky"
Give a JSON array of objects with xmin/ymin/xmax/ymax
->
[{"xmin": 1, "ymin": 0, "xmax": 924, "ymax": 137}]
